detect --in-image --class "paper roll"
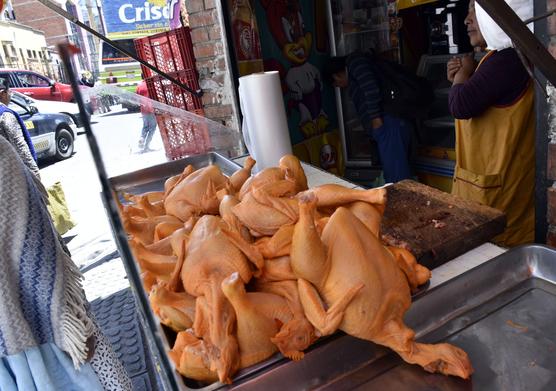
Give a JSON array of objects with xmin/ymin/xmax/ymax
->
[{"xmin": 239, "ymin": 71, "xmax": 292, "ymax": 172}]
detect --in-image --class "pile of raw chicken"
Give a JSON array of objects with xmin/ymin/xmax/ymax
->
[{"xmin": 121, "ymin": 155, "xmax": 473, "ymax": 384}]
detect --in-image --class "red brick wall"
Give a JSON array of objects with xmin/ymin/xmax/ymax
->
[
  {"xmin": 186, "ymin": 0, "xmax": 238, "ymax": 129},
  {"xmin": 12, "ymin": 0, "xmax": 69, "ymax": 47}
]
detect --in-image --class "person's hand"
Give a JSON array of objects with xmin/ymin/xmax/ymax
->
[
  {"xmin": 453, "ymin": 53, "xmax": 476, "ymax": 84},
  {"xmin": 371, "ymin": 117, "xmax": 384, "ymax": 130},
  {"xmin": 459, "ymin": 53, "xmax": 476, "ymax": 76},
  {"xmin": 447, "ymin": 57, "xmax": 462, "ymax": 83}
]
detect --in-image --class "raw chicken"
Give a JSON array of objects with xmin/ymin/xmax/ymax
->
[
  {"xmin": 255, "ymin": 225, "xmax": 294, "ymax": 258},
  {"xmin": 233, "ymin": 184, "xmax": 299, "ymax": 236},
  {"xmin": 300, "ymin": 184, "xmax": 386, "ymax": 208},
  {"xmin": 129, "ymin": 239, "xmax": 176, "ymax": 278},
  {"xmin": 165, "ymin": 165, "xmax": 231, "ymax": 221},
  {"xmin": 150, "ymin": 284, "xmax": 196, "ymax": 331},
  {"xmin": 123, "ymin": 154, "xmax": 471, "ymax": 385},
  {"xmin": 229, "ymin": 156, "xmax": 256, "ymax": 192},
  {"xmin": 238, "ymin": 167, "xmax": 285, "ymax": 200},
  {"xmin": 170, "ymin": 330, "xmax": 218, "ymax": 383},
  {"xmin": 123, "ymin": 215, "xmax": 182, "ymax": 245},
  {"xmin": 164, "ymin": 164, "xmax": 195, "ymax": 197},
  {"xmin": 279, "ymin": 154, "xmax": 308, "ymax": 193},
  {"xmin": 254, "ymin": 279, "xmax": 316, "ymax": 360},
  {"xmin": 222, "ymin": 273, "xmax": 314, "ymax": 364},
  {"xmin": 290, "ymin": 193, "xmax": 473, "ymax": 379},
  {"xmin": 180, "ymin": 215, "xmax": 263, "ymax": 383},
  {"xmin": 387, "ymin": 247, "xmax": 431, "ymax": 293},
  {"xmin": 221, "ymin": 272, "xmax": 280, "ymax": 368}
]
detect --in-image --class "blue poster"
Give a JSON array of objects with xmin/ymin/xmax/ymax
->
[{"xmin": 100, "ymin": 0, "xmax": 176, "ymax": 39}]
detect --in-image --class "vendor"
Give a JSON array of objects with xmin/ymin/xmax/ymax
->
[{"xmin": 447, "ymin": 0, "xmax": 534, "ymax": 247}]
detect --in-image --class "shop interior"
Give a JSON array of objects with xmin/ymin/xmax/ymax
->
[
  {"xmin": 223, "ymin": 0, "xmax": 478, "ymax": 193},
  {"xmin": 334, "ymin": 0, "xmax": 476, "ymax": 191}
]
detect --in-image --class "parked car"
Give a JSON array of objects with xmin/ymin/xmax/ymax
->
[
  {"xmin": 11, "ymin": 91, "xmax": 88, "ymax": 128},
  {"xmin": 9, "ymin": 91, "xmax": 77, "ymax": 161},
  {"xmin": 0, "ymin": 69, "xmax": 74, "ymax": 102}
]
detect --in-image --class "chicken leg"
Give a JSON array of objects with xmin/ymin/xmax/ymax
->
[
  {"xmin": 230, "ymin": 156, "xmax": 256, "ymax": 192},
  {"xmin": 300, "ymin": 184, "xmax": 386, "ymax": 208}
]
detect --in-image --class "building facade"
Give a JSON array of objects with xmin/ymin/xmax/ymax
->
[
  {"xmin": 0, "ymin": 19, "xmax": 59, "ymax": 78},
  {"xmin": 11, "ymin": 0, "xmax": 95, "ymax": 80}
]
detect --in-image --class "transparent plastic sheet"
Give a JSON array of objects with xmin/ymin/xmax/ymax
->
[{"xmin": 80, "ymin": 84, "xmax": 245, "ymax": 177}]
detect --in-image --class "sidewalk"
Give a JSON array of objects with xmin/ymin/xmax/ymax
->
[{"xmin": 41, "ymin": 108, "xmax": 166, "ymax": 301}]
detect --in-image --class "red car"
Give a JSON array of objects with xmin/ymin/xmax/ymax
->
[{"xmin": 0, "ymin": 69, "xmax": 74, "ymax": 102}]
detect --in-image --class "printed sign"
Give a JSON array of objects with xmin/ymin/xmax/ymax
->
[
  {"xmin": 168, "ymin": 0, "xmax": 182, "ymax": 29},
  {"xmin": 100, "ymin": 0, "xmax": 176, "ymax": 39}
]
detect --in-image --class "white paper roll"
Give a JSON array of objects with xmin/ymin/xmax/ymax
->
[{"xmin": 238, "ymin": 71, "xmax": 292, "ymax": 172}]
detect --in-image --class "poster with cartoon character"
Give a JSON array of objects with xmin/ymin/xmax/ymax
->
[{"xmin": 253, "ymin": 0, "xmax": 343, "ymax": 174}]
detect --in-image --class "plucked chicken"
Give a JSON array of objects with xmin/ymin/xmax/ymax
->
[
  {"xmin": 290, "ymin": 193, "xmax": 473, "ymax": 379},
  {"xmin": 119, "ymin": 155, "xmax": 473, "ymax": 386}
]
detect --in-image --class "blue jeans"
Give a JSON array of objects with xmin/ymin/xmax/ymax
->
[
  {"xmin": 369, "ymin": 114, "xmax": 412, "ymax": 183},
  {"xmin": 141, "ymin": 113, "xmax": 157, "ymax": 148}
]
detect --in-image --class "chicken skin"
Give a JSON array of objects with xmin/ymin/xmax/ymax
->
[
  {"xmin": 165, "ymin": 165, "xmax": 231, "ymax": 221},
  {"xmin": 290, "ymin": 193, "xmax": 473, "ymax": 379},
  {"xmin": 221, "ymin": 273, "xmax": 280, "ymax": 368},
  {"xmin": 180, "ymin": 215, "xmax": 262, "ymax": 383}
]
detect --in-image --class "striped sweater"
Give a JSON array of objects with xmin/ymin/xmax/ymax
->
[{"xmin": 347, "ymin": 53, "xmax": 382, "ymax": 132}]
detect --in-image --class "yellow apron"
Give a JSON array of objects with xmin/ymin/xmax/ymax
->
[{"xmin": 452, "ymin": 51, "xmax": 535, "ymax": 247}]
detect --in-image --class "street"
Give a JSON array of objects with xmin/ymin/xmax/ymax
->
[{"xmin": 39, "ymin": 106, "xmax": 166, "ymax": 300}]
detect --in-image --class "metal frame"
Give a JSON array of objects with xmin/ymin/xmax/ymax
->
[
  {"xmin": 532, "ymin": 0, "xmax": 550, "ymax": 243},
  {"xmin": 57, "ymin": 43, "xmax": 182, "ymax": 390}
]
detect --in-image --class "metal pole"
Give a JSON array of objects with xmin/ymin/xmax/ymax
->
[
  {"xmin": 524, "ymin": 8, "xmax": 556, "ymax": 25},
  {"xmin": 37, "ymin": 0, "xmax": 202, "ymax": 97},
  {"xmin": 476, "ymin": 0, "xmax": 556, "ymax": 87},
  {"xmin": 57, "ymin": 43, "xmax": 180, "ymax": 390}
]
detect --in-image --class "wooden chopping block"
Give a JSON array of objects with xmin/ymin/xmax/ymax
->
[{"xmin": 380, "ymin": 180, "xmax": 506, "ymax": 269}]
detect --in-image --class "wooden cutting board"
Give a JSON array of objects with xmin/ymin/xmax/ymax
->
[{"xmin": 380, "ymin": 180, "xmax": 506, "ymax": 269}]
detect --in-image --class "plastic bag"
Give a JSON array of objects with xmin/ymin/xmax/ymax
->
[{"xmin": 46, "ymin": 181, "xmax": 76, "ymax": 235}]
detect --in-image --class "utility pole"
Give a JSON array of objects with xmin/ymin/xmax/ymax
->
[{"xmin": 84, "ymin": 0, "xmax": 99, "ymax": 79}]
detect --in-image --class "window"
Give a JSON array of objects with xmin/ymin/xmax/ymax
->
[
  {"xmin": 15, "ymin": 72, "xmax": 50, "ymax": 87},
  {"xmin": 0, "ymin": 73, "xmax": 12, "ymax": 87},
  {"xmin": 8, "ymin": 99, "xmax": 28, "ymax": 116}
]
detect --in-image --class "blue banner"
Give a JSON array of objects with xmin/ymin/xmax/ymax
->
[{"xmin": 100, "ymin": 0, "xmax": 176, "ymax": 39}]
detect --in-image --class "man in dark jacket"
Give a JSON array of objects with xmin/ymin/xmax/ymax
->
[{"xmin": 324, "ymin": 53, "xmax": 412, "ymax": 183}]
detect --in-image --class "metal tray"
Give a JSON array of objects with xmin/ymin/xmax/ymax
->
[
  {"xmin": 232, "ymin": 244, "xmax": 556, "ymax": 391},
  {"xmin": 105, "ymin": 153, "xmax": 244, "ymax": 390},
  {"xmin": 107, "ymin": 154, "xmax": 556, "ymax": 390},
  {"xmin": 109, "ymin": 152, "xmax": 242, "ymax": 195}
]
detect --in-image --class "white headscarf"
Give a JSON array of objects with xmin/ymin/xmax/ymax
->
[{"xmin": 475, "ymin": 0, "xmax": 534, "ymax": 50}]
